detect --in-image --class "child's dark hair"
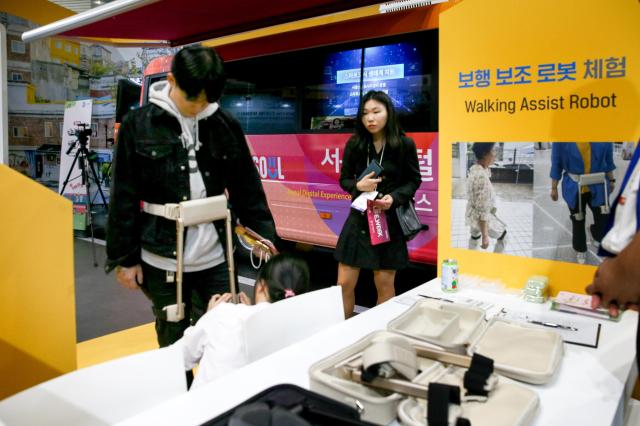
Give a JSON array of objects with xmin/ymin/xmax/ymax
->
[
  {"xmin": 171, "ymin": 45, "xmax": 226, "ymax": 102},
  {"xmin": 353, "ymin": 90, "xmax": 403, "ymax": 150},
  {"xmin": 472, "ymin": 142, "xmax": 496, "ymax": 161},
  {"xmin": 254, "ymin": 253, "xmax": 311, "ymax": 302}
]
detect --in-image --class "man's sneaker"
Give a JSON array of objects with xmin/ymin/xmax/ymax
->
[{"xmin": 576, "ymin": 251, "xmax": 587, "ymax": 264}]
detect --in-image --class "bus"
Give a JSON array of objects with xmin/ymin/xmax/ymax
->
[{"xmin": 137, "ymin": 9, "xmax": 441, "ymax": 265}]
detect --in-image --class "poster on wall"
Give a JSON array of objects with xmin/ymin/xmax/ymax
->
[
  {"xmin": 438, "ymin": 0, "xmax": 640, "ymax": 292},
  {"xmin": 58, "ymin": 100, "xmax": 93, "ymax": 231}
]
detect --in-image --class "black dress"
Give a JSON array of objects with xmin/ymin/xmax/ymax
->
[{"xmin": 334, "ymin": 135, "xmax": 422, "ymax": 270}]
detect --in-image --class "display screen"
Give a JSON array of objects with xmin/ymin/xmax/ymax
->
[{"xmin": 318, "ymin": 42, "xmax": 424, "ymax": 118}]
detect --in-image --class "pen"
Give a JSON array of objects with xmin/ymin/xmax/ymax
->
[
  {"xmin": 527, "ymin": 319, "xmax": 578, "ymax": 331},
  {"xmin": 418, "ymin": 294, "xmax": 455, "ymax": 303}
]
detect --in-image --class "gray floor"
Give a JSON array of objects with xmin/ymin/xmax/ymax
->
[{"xmin": 74, "ymin": 239, "xmax": 154, "ymax": 342}]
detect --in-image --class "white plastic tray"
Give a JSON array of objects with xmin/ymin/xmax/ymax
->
[
  {"xmin": 388, "ymin": 299, "xmax": 486, "ymax": 353},
  {"xmin": 468, "ymin": 318, "xmax": 563, "ymax": 385},
  {"xmin": 388, "ymin": 301, "xmax": 563, "ymax": 384}
]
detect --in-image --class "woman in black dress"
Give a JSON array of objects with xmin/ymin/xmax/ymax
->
[{"xmin": 335, "ymin": 91, "xmax": 421, "ymax": 318}]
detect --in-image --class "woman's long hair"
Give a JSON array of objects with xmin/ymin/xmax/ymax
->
[{"xmin": 352, "ymin": 90, "xmax": 404, "ymax": 151}]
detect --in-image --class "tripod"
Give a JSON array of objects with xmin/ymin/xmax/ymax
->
[{"xmin": 60, "ymin": 125, "xmax": 108, "ymax": 267}]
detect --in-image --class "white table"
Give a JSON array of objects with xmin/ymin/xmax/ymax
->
[{"xmin": 118, "ymin": 277, "xmax": 638, "ymax": 426}]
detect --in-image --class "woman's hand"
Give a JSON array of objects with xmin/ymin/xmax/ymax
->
[
  {"xmin": 378, "ymin": 194, "xmax": 393, "ymax": 210},
  {"xmin": 356, "ymin": 171, "xmax": 382, "ymax": 192},
  {"xmin": 550, "ymin": 187, "xmax": 558, "ymax": 201},
  {"xmin": 207, "ymin": 293, "xmax": 233, "ymax": 311}
]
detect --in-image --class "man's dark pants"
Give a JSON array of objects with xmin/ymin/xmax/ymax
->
[{"xmin": 140, "ymin": 261, "xmax": 230, "ymax": 347}]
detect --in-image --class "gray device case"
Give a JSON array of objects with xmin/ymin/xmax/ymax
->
[{"xmin": 309, "ymin": 300, "xmax": 563, "ymax": 425}]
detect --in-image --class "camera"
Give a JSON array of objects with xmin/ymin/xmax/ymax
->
[
  {"xmin": 66, "ymin": 122, "xmax": 92, "ymax": 154},
  {"xmin": 68, "ymin": 122, "xmax": 92, "ymax": 141}
]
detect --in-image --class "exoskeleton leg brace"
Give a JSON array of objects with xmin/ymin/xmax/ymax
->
[{"xmin": 142, "ymin": 195, "xmax": 237, "ymax": 322}]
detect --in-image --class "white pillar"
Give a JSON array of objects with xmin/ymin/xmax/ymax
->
[{"xmin": 0, "ymin": 24, "xmax": 8, "ymax": 165}]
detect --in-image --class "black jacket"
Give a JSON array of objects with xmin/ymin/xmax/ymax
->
[
  {"xmin": 105, "ymin": 104, "xmax": 276, "ymax": 272},
  {"xmin": 339, "ymin": 135, "xmax": 422, "ymax": 208}
]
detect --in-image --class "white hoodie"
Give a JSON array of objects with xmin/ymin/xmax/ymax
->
[{"xmin": 141, "ymin": 81, "xmax": 225, "ymax": 272}]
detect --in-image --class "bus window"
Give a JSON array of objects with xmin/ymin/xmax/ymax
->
[
  {"xmin": 142, "ymin": 72, "xmax": 168, "ymax": 105},
  {"xmin": 302, "ymin": 47, "xmax": 362, "ymax": 131},
  {"xmin": 220, "ymin": 81, "xmax": 298, "ymax": 134},
  {"xmin": 222, "ymin": 54, "xmax": 299, "ymax": 134},
  {"xmin": 115, "ymin": 79, "xmax": 141, "ymax": 123}
]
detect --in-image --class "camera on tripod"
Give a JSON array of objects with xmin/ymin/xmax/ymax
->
[
  {"xmin": 66, "ymin": 122, "xmax": 93, "ymax": 155},
  {"xmin": 60, "ymin": 120, "xmax": 107, "ymax": 267}
]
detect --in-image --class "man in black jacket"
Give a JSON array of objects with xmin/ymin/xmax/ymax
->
[{"xmin": 106, "ymin": 45, "xmax": 276, "ymax": 347}]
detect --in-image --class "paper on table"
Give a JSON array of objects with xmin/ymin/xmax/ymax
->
[
  {"xmin": 551, "ymin": 291, "xmax": 619, "ymax": 321},
  {"xmin": 351, "ymin": 191, "xmax": 378, "ymax": 212},
  {"xmin": 497, "ymin": 309, "xmax": 601, "ymax": 348}
]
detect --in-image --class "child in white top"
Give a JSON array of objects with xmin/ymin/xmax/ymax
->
[
  {"xmin": 175, "ymin": 253, "xmax": 310, "ymax": 389},
  {"xmin": 465, "ymin": 143, "xmax": 507, "ymax": 253}
]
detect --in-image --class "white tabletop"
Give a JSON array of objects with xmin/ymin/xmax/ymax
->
[{"xmin": 118, "ymin": 277, "xmax": 638, "ymax": 426}]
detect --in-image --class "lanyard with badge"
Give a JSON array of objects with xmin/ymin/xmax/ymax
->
[
  {"xmin": 364, "ymin": 142, "xmax": 390, "ymax": 244},
  {"xmin": 351, "ymin": 142, "xmax": 386, "ymax": 211}
]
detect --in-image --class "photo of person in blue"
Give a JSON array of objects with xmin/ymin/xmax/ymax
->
[{"xmin": 549, "ymin": 142, "xmax": 615, "ymax": 264}]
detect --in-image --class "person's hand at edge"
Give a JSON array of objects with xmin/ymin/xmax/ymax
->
[
  {"xmin": 586, "ymin": 256, "xmax": 639, "ymax": 318},
  {"xmin": 116, "ymin": 265, "xmax": 143, "ymax": 290},
  {"xmin": 588, "ymin": 292, "xmax": 620, "ymax": 318}
]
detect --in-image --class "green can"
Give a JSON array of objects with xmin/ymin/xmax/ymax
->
[{"xmin": 441, "ymin": 259, "xmax": 458, "ymax": 292}]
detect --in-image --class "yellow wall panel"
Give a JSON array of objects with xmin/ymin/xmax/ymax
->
[
  {"xmin": 0, "ymin": 165, "xmax": 76, "ymax": 398},
  {"xmin": 77, "ymin": 323, "xmax": 157, "ymax": 369},
  {"xmin": 440, "ymin": 0, "xmax": 640, "ymax": 143},
  {"xmin": 0, "ymin": 0, "xmax": 74, "ymax": 25}
]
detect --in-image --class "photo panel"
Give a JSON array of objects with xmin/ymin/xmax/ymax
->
[
  {"xmin": 532, "ymin": 142, "xmax": 632, "ymax": 266},
  {"xmin": 451, "ymin": 142, "xmax": 534, "ymax": 258},
  {"xmin": 452, "ymin": 142, "xmax": 634, "ymax": 266}
]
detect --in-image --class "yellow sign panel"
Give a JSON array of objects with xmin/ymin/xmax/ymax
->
[
  {"xmin": 441, "ymin": 0, "xmax": 640, "ymax": 142},
  {"xmin": 0, "ymin": 166, "xmax": 76, "ymax": 397},
  {"xmin": 438, "ymin": 0, "xmax": 640, "ymax": 293}
]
